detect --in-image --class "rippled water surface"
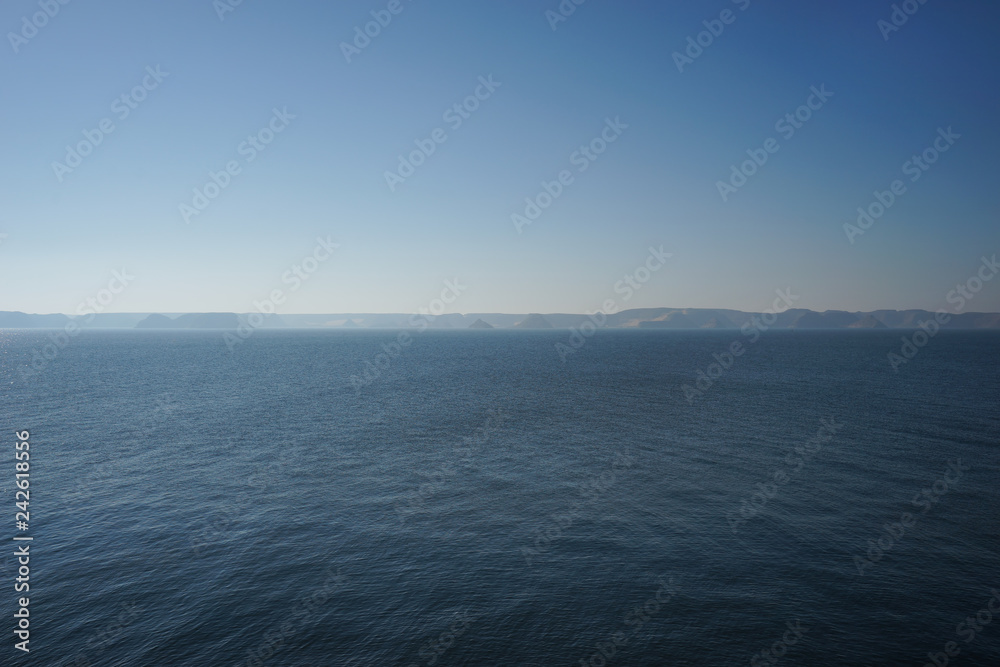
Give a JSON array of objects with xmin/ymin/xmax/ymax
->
[{"xmin": 1, "ymin": 329, "xmax": 998, "ymax": 665}]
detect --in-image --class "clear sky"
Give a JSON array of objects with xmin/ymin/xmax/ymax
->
[{"xmin": 1, "ymin": 0, "xmax": 998, "ymax": 315}]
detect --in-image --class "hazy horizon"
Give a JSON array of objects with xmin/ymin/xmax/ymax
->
[{"xmin": 7, "ymin": 305, "xmax": 1000, "ymax": 317}]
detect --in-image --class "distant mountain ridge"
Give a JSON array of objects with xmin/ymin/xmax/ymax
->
[
  {"xmin": 515, "ymin": 313, "xmax": 554, "ymax": 329},
  {"xmin": 3, "ymin": 309, "xmax": 1000, "ymax": 330}
]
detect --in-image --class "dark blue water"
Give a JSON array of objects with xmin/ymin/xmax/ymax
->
[{"xmin": 1, "ymin": 329, "xmax": 998, "ymax": 666}]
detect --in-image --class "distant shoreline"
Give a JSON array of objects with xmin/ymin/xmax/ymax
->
[{"xmin": 2, "ymin": 307, "xmax": 1000, "ymax": 331}]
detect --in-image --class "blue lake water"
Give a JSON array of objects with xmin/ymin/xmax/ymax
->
[{"xmin": 1, "ymin": 329, "xmax": 998, "ymax": 665}]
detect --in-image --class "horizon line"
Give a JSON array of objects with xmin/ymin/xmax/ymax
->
[{"xmin": 3, "ymin": 307, "xmax": 998, "ymax": 317}]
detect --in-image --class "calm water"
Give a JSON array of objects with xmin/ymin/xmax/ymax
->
[{"xmin": 1, "ymin": 329, "xmax": 998, "ymax": 666}]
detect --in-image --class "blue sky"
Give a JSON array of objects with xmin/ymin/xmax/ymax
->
[{"xmin": 1, "ymin": 0, "xmax": 998, "ymax": 314}]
